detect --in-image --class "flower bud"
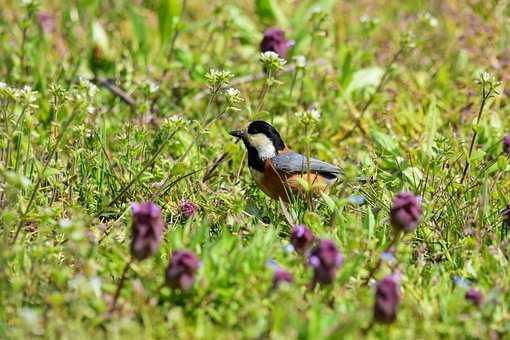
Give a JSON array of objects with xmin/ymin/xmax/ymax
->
[
  {"xmin": 308, "ymin": 240, "xmax": 343, "ymax": 285},
  {"xmin": 131, "ymin": 202, "xmax": 164, "ymax": 261},
  {"xmin": 180, "ymin": 199, "xmax": 197, "ymax": 219},
  {"xmin": 165, "ymin": 250, "xmax": 200, "ymax": 292},
  {"xmin": 374, "ymin": 275, "xmax": 401, "ymax": 324},
  {"xmin": 390, "ymin": 192, "xmax": 422, "ymax": 232},
  {"xmin": 290, "ymin": 224, "xmax": 314, "ymax": 254},
  {"xmin": 465, "ymin": 288, "xmax": 484, "ymax": 307},
  {"xmin": 272, "ymin": 267, "xmax": 293, "ymax": 288},
  {"xmin": 503, "ymin": 134, "xmax": 510, "ymax": 155}
]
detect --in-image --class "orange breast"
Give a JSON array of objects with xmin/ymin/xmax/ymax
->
[{"xmin": 251, "ymin": 159, "xmax": 335, "ymax": 202}]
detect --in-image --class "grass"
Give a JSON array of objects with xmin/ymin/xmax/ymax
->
[{"xmin": 1, "ymin": 0, "xmax": 510, "ymax": 338}]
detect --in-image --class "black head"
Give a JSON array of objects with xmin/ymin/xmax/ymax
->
[{"xmin": 229, "ymin": 121, "xmax": 286, "ymax": 171}]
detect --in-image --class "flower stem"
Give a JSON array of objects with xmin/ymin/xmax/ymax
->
[
  {"xmin": 459, "ymin": 86, "xmax": 492, "ymax": 184},
  {"xmin": 362, "ymin": 230, "xmax": 402, "ymax": 286},
  {"xmin": 108, "ymin": 257, "xmax": 133, "ymax": 314}
]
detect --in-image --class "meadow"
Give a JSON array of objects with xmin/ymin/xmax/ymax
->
[{"xmin": 1, "ymin": 0, "xmax": 509, "ymax": 338}]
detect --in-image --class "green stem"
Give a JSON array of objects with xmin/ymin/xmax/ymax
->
[{"xmin": 12, "ymin": 108, "xmax": 81, "ymax": 244}]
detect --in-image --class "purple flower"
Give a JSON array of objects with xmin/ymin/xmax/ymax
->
[
  {"xmin": 308, "ymin": 240, "xmax": 343, "ymax": 285},
  {"xmin": 390, "ymin": 192, "xmax": 423, "ymax": 232},
  {"xmin": 166, "ymin": 250, "xmax": 200, "ymax": 292},
  {"xmin": 180, "ymin": 199, "xmax": 197, "ymax": 219},
  {"xmin": 503, "ymin": 134, "xmax": 510, "ymax": 155},
  {"xmin": 290, "ymin": 224, "xmax": 314, "ymax": 254},
  {"xmin": 503, "ymin": 204, "xmax": 510, "ymax": 227},
  {"xmin": 37, "ymin": 12, "xmax": 55, "ymax": 35},
  {"xmin": 374, "ymin": 275, "xmax": 401, "ymax": 324},
  {"xmin": 131, "ymin": 202, "xmax": 164, "ymax": 261},
  {"xmin": 260, "ymin": 28, "xmax": 293, "ymax": 59},
  {"xmin": 272, "ymin": 267, "xmax": 293, "ymax": 288},
  {"xmin": 465, "ymin": 288, "xmax": 484, "ymax": 307}
]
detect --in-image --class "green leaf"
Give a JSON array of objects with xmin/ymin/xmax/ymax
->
[
  {"xmin": 371, "ymin": 130, "xmax": 401, "ymax": 156},
  {"xmin": 158, "ymin": 0, "xmax": 181, "ymax": 45},
  {"xmin": 254, "ymin": 0, "xmax": 287, "ymax": 26},
  {"xmin": 344, "ymin": 67, "xmax": 383, "ymax": 96},
  {"xmin": 423, "ymin": 97, "xmax": 441, "ymax": 156}
]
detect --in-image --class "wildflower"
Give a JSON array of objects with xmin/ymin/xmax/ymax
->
[
  {"xmin": 290, "ymin": 224, "xmax": 314, "ymax": 254},
  {"xmin": 503, "ymin": 134, "xmax": 510, "ymax": 155},
  {"xmin": 260, "ymin": 28, "xmax": 293, "ymax": 59},
  {"xmin": 180, "ymin": 199, "xmax": 197, "ymax": 219},
  {"xmin": 272, "ymin": 267, "xmax": 293, "ymax": 288},
  {"xmin": 390, "ymin": 192, "xmax": 423, "ymax": 232},
  {"xmin": 130, "ymin": 202, "xmax": 165, "ymax": 261},
  {"xmin": 37, "ymin": 12, "xmax": 55, "ymax": 34},
  {"xmin": 259, "ymin": 51, "xmax": 286, "ymax": 75},
  {"xmin": 165, "ymin": 250, "xmax": 200, "ymax": 292},
  {"xmin": 374, "ymin": 275, "xmax": 401, "ymax": 324},
  {"xmin": 465, "ymin": 288, "xmax": 484, "ymax": 307},
  {"xmin": 308, "ymin": 239, "xmax": 343, "ymax": 285}
]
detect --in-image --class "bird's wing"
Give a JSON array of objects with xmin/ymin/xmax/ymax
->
[{"xmin": 271, "ymin": 152, "xmax": 342, "ymax": 179}]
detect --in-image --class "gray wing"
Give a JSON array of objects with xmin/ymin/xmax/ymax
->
[{"xmin": 271, "ymin": 152, "xmax": 342, "ymax": 179}]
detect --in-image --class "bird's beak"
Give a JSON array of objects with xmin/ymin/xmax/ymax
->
[{"xmin": 229, "ymin": 130, "xmax": 245, "ymax": 138}]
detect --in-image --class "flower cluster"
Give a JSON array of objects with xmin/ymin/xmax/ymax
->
[
  {"xmin": 290, "ymin": 224, "xmax": 314, "ymax": 254},
  {"xmin": 131, "ymin": 202, "xmax": 165, "ymax": 261},
  {"xmin": 373, "ymin": 275, "xmax": 401, "ymax": 324},
  {"xmin": 308, "ymin": 240, "xmax": 343, "ymax": 285},
  {"xmin": 180, "ymin": 199, "xmax": 198, "ymax": 219},
  {"xmin": 166, "ymin": 250, "xmax": 200, "ymax": 292}
]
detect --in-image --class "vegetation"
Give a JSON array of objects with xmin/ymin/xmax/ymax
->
[{"xmin": 1, "ymin": 0, "xmax": 509, "ymax": 338}]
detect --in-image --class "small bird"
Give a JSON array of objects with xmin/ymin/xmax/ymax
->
[{"xmin": 230, "ymin": 121, "xmax": 342, "ymax": 202}]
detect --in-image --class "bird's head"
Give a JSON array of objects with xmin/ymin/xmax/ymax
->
[{"xmin": 229, "ymin": 120, "xmax": 285, "ymax": 160}]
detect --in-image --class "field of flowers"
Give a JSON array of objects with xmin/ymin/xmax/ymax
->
[{"xmin": 1, "ymin": 0, "xmax": 509, "ymax": 338}]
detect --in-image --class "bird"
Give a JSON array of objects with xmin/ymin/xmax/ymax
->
[{"xmin": 229, "ymin": 120, "xmax": 342, "ymax": 202}]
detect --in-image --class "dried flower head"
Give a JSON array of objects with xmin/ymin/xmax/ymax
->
[
  {"xmin": 290, "ymin": 224, "xmax": 314, "ymax": 254},
  {"xmin": 390, "ymin": 192, "xmax": 423, "ymax": 232},
  {"xmin": 308, "ymin": 239, "xmax": 343, "ymax": 285},
  {"xmin": 131, "ymin": 202, "xmax": 165, "ymax": 261},
  {"xmin": 260, "ymin": 28, "xmax": 293, "ymax": 59},
  {"xmin": 374, "ymin": 275, "xmax": 401, "ymax": 324},
  {"xmin": 165, "ymin": 250, "xmax": 200, "ymax": 292},
  {"xmin": 272, "ymin": 267, "xmax": 293, "ymax": 289},
  {"xmin": 465, "ymin": 288, "xmax": 484, "ymax": 307},
  {"xmin": 180, "ymin": 199, "xmax": 197, "ymax": 219},
  {"xmin": 503, "ymin": 135, "xmax": 510, "ymax": 155}
]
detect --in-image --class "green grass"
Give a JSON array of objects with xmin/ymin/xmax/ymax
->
[{"xmin": 1, "ymin": 0, "xmax": 509, "ymax": 338}]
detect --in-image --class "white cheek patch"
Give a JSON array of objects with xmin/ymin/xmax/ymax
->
[{"xmin": 248, "ymin": 133, "xmax": 276, "ymax": 160}]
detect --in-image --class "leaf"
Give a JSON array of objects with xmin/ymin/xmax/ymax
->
[
  {"xmin": 254, "ymin": 0, "xmax": 287, "ymax": 26},
  {"xmin": 226, "ymin": 5, "xmax": 260, "ymax": 43},
  {"xmin": 371, "ymin": 130, "xmax": 401, "ymax": 156},
  {"xmin": 344, "ymin": 67, "xmax": 383, "ymax": 95},
  {"xmin": 402, "ymin": 166, "xmax": 424, "ymax": 186},
  {"xmin": 157, "ymin": 0, "xmax": 181, "ymax": 45}
]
